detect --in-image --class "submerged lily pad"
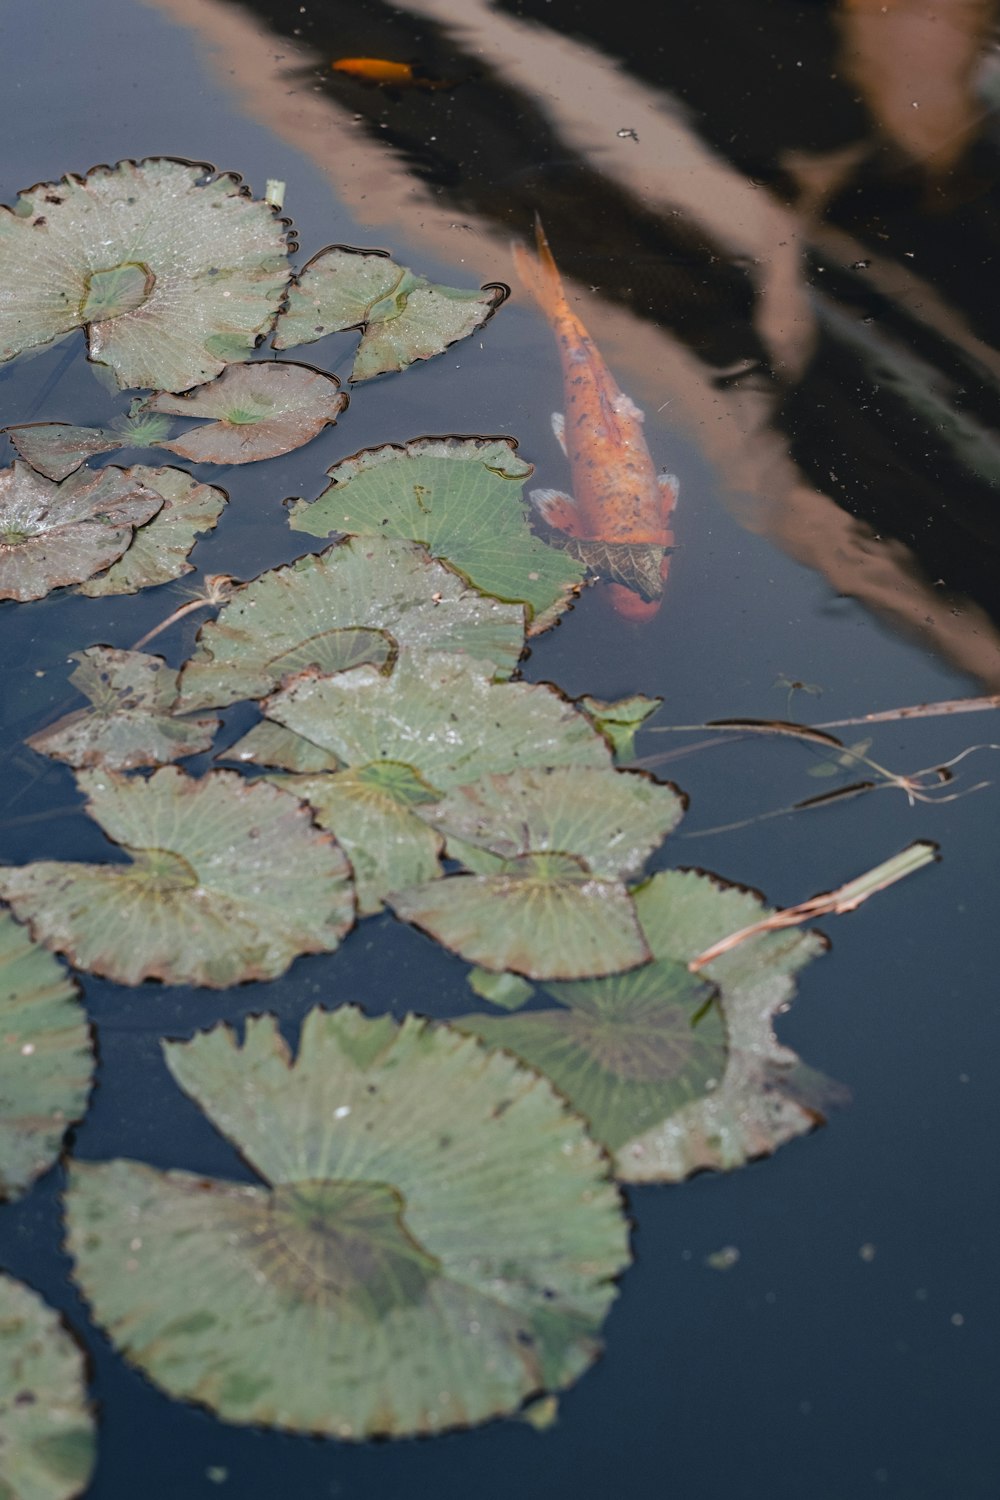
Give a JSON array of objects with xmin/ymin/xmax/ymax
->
[
  {"xmin": 290, "ymin": 437, "xmax": 583, "ymax": 628},
  {"xmin": 0, "ymin": 768, "xmax": 354, "ymax": 987},
  {"xmin": 25, "ymin": 648, "xmax": 218, "ymax": 770},
  {"xmin": 0, "ymin": 463, "xmax": 162, "ymax": 601},
  {"xmin": 0, "ymin": 910, "xmax": 92, "ymax": 1202},
  {"xmin": 273, "ymin": 245, "xmax": 504, "ymax": 380},
  {"xmin": 389, "ymin": 766, "xmax": 683, "ymax": 978},
  {"xmin": 3, "ymin": 413, "xmax": 173, "ymax": 482},
  {"xmin": 76, "ymin": 467, "xmax": 227, "ymax": 597},
  {"xmin": 66, "ymin": 1006, "xmax": 629, "ymax": 1438},
  {"xmin": 0, "ymin": 158, "xmax": 292, "ymax": 392},
  {"xmin": 175, "ymin": 535, "xmax": 526, "ymax": 711},
  {"xmin": 460, "ymin": 869, "xmax": 838, "ymax": 1181},
  {"xmin": 146, "ymin": 361, "xmax": 346, "ymax": 464},
  {"xmin": 0, "ymin": 1274, "xmax": 96, "ymax": 1499},
  {"xmin": 257, "ymin": 652, "xmax": 611, "ymax": 912}
]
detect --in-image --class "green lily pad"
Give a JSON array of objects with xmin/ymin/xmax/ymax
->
[
  {"xmin": 0, "ymin": 463, "xmax": 163, "ymax": 601},
  {"xmin": 66, "ymin": 1006, "xmax": 629, "ymax": 1439},
  {"xmin": 146, "ymin": 361, "xmax": 347, "ymax": 464},
  {"xmin": 0, "ymin": 910, "xmax": 91, "ymax": 1202},
  {"xmin": 259, "ymin": 652, "xmax": 611, "ymax": 913},
  {"xmin": 25, "ymin": 648, "xmax": 218, "ymax": 770},
  {"xmin": 467, "ymin": 967, "xmax": 536, "ymax": 1011},
  {"xmin": 220, "ymin": 718, "xmax": 341, "ymax": 774},
  {"xmin": 174, "ymin": 536, "xmax": 526, "ymax": 711},
  {"xmin": 272, "ymin": 245, "xmax": 504, "ymax": 381},
  {"xmin": 0, "ymin": 1274, "xmax": 96, "ymax": 1500},
  {"xmin": 289, "ymin": 437, "xmax": 583, "ymax": 629},
  {"xmin": 0, "ymin": 158, "xmax": 292, "ymax": 392},
  {"xmin": 76, "ymin": 466, "xmax": 227, "ymax": 598},
  {"xmin": 3, "ymin": 413, "xmax": 173, "ymax": 482},
  {"xmin": 0, "ymin": 768, "xmax": 354, "ymax": 987},
  {"xmin": 576, "ymin": 694, "xmax": 663, "ymax": 762}
]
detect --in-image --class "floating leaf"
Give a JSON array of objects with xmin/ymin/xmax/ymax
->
[
  {"xmin": 0, "ymin": 158, "xmax": 292, "ymax": 392},
  {"xmin": 576, "ymin": 694, "xmax": 663, "ymax": 761},
  {"xmin": 220, "ymin": 718, "xmax": 341, "ymax": 774},
  {"xmin": 174, "ymin": 536, "xmax": 526, "ymax": 711},
  {"xmin": 145, "ymin": 362, "xmax": 346, "ymax": 464},
  {"xmin": 466, "ymin": 966, "xmax": 535, "ymax": 1011},
  {"xmin": 260, "ymin": 653, "xmax": 611, "ymax": 912},
  {"xmin": 289, "ymin": 437, "xmax": 583, "ymax": 628},
  {"xmin": 557, "ymin": 537, "xmax": 668, "ymax": 603},
  {"xmin": 66, "ymin": 1007, "xmax": 629, "ymax": 1439},
  {"xmin": 4, "ymin": 415, "xmax": 173, "ymax": 483},
  {"xmin": 0, "ymin": 1274, "xmax": 96, "ymax": 1499},
  {"xmin": 0, "ymin": 463, "xmax": 162, "ymax": 601},
  {"xmin": 273, "ymin": 245, "xmax": 504, "ymax": 380},
  {"xmin": 25, "ymin": 648, "xmax": 218, "ymax": 771},
  {"xmin": 0, "ymin": 768, "xmax": 354, "ymax": 987},
  {"xmin": 76, "ymin": 466, "xmax": 226, "ymax": 597},
  {"xmin": 0, "ymin": 911, "xmax": 91, "ymax": 1201}
]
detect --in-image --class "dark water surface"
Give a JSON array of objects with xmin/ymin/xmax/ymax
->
[{"xmin": 2, "ymin": 1, "xmax": 999, "ymax": 1496}]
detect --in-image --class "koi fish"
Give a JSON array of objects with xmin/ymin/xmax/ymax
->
[
  {"xmin": 512, "ymin": 218, "xmax": 678, "ymax": 620},
  {"xmin": 330, "ymin": 57, "xmax": 451, "ymax": 90}
]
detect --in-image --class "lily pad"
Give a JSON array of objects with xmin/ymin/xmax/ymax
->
[
  {"xmin": 576, "ymin": 694, "xmax": 663, "ymax": 762},
  {"xmin": 0, "ymin": 463, "xmax": 162, "ymax": 601},
  {"xmin": 0, "ymin": 768, "xmax": 354, "ymax": 988},
  {"xmin": 220, "ymin": 718, "xmax": 341, "ymax": 774},
  {"xmin": 272, "ymin": 244, "xmax": 504, "ymax": 380},
  {"xmin": 0, "ymin": 910, "xmax": 92, "ymax": 1202},
  {"xmin": 174, "ymin": 536, "xmax": 526, "ymax": 711},
  {"xmin": 76, "ymin": 466, "xmax": 227, "ymax": 597},
  {"xmin": 258, "ymin": 653, "xmax": 611, "ymax": 912},
  {"xmin": 0, "ymin": 158, "xmax": 292, "ymax": 392},
  {"xmin": 25, "ymin": 648, "xmax": 219, "ymax": 771},
  {"xmin": 388, "ymin": 766, "xmax": 684, "ymax": 979},
  {"xmin": 289, "ymin": 437, "xmax": 583, "ymax": 629},
  {"xmin": 65, "ymin": 1006, "xmax": 629, "ymax": 1439},
  {"xmin": 145, "ymin": 361, "xmax": 347, "ymax": 464},
  {"xmin": 0, "ymin": 1274, "xmax": 96, "ymax": 1500},
  {"xmin": 3, "ymin": 413, "xmax": 172, "ymax": 482}
]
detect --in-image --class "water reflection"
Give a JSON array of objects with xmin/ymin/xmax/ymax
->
[{"xmin": 147, "ymin": 0, "xmax": 1000, "ymax": 684}]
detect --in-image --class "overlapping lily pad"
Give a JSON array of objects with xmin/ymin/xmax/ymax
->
[
  {"xmin": 66, "ymin": 1006, "xmax": 629, "ymax": 1438},
  {"xmin": 3, "ymin": 413, "xmax": 172, "ymax": 482},
  {"xmin": 174, "ymin": 535, "xmax": 527, "ymax": 711},
  {"xmin": 26, "ymin": 648, "xmax": 219, "ymax": 770},
  {"xmin": 272, "ymin": 245, "xmax": 504, "ymax": 380},
  {"xmin": 289, "ymin": 437, "xmax": 583, "ymax": 628},
  {"xmin": 460, "ymin": 868, "xmax": 838, "ymax": 1181},
  {"xmin": 145, "ymin": 361, "xmax": 347, "ymax": 464},
  {"xmin": 389, "ymin": 766, "xmax": 684, "ymax": 978},
  {"xmin": 0, "ymin": 768, "xmax": 354, "ymax": 987},
  {"xmin": 0, "ymin": 463, "xmax": 162, "ymax": 601},
  {"xmin": 0, "ymin": 158, "xmax": 292, "ymax": 392},
  {"xmin": 75, "ymin": 466, "xmax": 226, "ymax": 597},
  {"xmin": 252, "ymin": 652, "xmax": 612, "ymax": 912},
  {"xmin": 0, "ymin": 1274, "xmax": 96, "ymax": 1499},
  {"xmin": 0, "ymin": 910, "xmax": 91, "ymax": 1201}
]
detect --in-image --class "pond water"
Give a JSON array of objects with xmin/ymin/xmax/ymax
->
[{"xmin": 1, "ymin": 1, "xmax": 998, "ymax": 1496}]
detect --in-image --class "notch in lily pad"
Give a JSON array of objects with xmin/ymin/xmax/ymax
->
[
  {"xmin": 65, "ymin": 1006, "xmax": 629, "ymax": 1439},
  {"xmin": 290, "ymin": 436, "xmax": 584, "ymax": 631},
  {"xmin": 0, "ymin": 767, "xmax": 355, "ymax": 987},
  {"xmin": 272, "ymin": 244, "xmax": 506, "ymax": 380},
  {"xmin": 0, "ymin": 158, "xmax": 294, "ymax": 392},
  {"xmin": 389, "ymin": 765, "xmax": 685, "ymax": 979}
]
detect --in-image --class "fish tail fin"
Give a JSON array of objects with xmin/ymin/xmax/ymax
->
[{"xmin": 512, "ymin": 214, "xmax": 567, "ymax": 323}]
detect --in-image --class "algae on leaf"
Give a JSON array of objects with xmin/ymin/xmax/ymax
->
[
  {"xmin": 0, "ymin": 463, "xmax": 163, "ymax": 601},
  {"xmin": 0, "ymin": 1274, "xmax": 96, "ymax": 1500},
  {"xmin": 290, "ymin": 436, "xmax": 583, "ymax": 629},
  {"xmin": 273, "ymin": 244, "xmax": 504, "ymax": 380},
  {"xmin": 0, "ymin": 768, "xmax": 354, "ymax": 987},
  {"xmin": 0, "ymin": 911, "xmax": 92, "ymax": 1202},
  {"xmin": 26, "ymin": 647, "xmax": 219, "ymax": 771},
  {"xmin": 66, "ymin": 1007, "xmax": 629, "ymax": 1439},
  {"xmin": 146, "ymin": 361, "xmax": 347, "ymax": 464},
  {"xmin": 174, "ymin": 535, "xmax": 526, "ymax": 711},
  {"xmin": 0, "ymin": 158, "xmax": 293, "ymax": 392},
  {"xmin": 76, "ymin": 467, "xmax": 226, "ymax": 597}
]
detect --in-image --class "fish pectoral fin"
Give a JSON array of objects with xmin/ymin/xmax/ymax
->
[
  {"xmin": 550, "ymin": 412, "xmax": 568, "ymax": 456},
  {"xmin": 529, "ymin": 486, "xmax": 586, "ymax": 537},
  {"xmin": 657, "ymin": 471, "xmax": 680, "ymax": 509}
]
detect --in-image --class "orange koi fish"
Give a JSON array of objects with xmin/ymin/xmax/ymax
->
[
  {"xmin": 513, "ymin": 219, "xmax": 678, "ymax": 620},
  {"xmin": 330, "ymin": 57, "xmax": 450, "ymax": 90}
]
